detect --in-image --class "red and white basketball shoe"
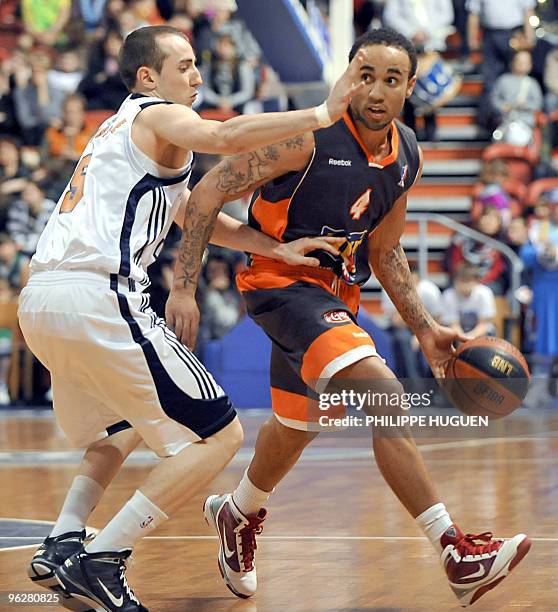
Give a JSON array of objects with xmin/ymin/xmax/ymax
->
[
  {"xmin": 441, "ymin": 525, "xmax": 531, "ymax": 606},
  {"xmin": 203, "ymin": 494, "xmax": 266, "ymax": 598}
]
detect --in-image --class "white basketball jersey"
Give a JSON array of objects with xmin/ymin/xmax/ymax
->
[{"xmin": 31, "ymin": 94, "xmax": 193, "ymax": 289}]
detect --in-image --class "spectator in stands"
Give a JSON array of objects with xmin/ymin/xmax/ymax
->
[
  {"xmin": 0, "ymin": 233, "xmax": 31, "ymax": 405},
  {"xmin": 489, "ymin": 50, "xmax": 543, "ymax": 141},
  {"xmin": 507, "ymin": 215, "xmax": 529, "ymax": 252},
  {"xmin": 99, "ymin": 0, "xmax": 128, "ymax": 33},
  {"xmin": 78, "ymin": 0, "xmax": 110, "ymax": 34},
  {"xmin": 441, "ymin": 263, "xmax": 496, "ymax": 336},
  {"xmin": 354, "ymin": 0, "xmax": 378, "ymax": 36},
  {"xmin": 452, "ymin": 0, "xmax": 470, "ymax": 61},
  {"xmin": 10, "ymin": 49, "xmax": 50, "ymax": 146},
  {"xmin": 467, "ymin": 0, "xmax": 536, "ymax": 122},
  {"xmin": 447, "ymin": 207, "xmax": 509, "ymax": 294},
  {"xmin": 471, "ymin": 159, "xmax": 526, "ymax": 225},
  {"xmin": 7, "ymin": 180, "xmax": 56, "ymax": 256},
  {"xmin": 383, "ymin": 0, "xmax": 454, "ymax": 141},
  {"xmin": 195, "ymin": 0, "xmax": 261, "ymax": 65},
  {"xmin": 0, "ymin": 138, "xmax": 30, "ymax": 202},
  {"xmin": 78, "ymin": 29, "xmax": 128, "ymax": 110},
  {"xmin": 520, "ymin": 192, "xmax": 558, "ymax": 357},
  {"xmin": 199, "ymin": 253, "xmax": 242, "ymax": 341},
  {"xmin": 22, "ymin": 0, "xmax": 72, "ymax": 47},
  {"xmin": 544, "ymin": 46, "xmax": 558, "ymax": 115},
  {"xmin": 0, "ymin": 64, "xmax": 18, "ymax": 138},
  {"xmin": 199, "ymin": 33, "xmax": 256, "ymax": 115},
  {"xmin": 527, "ymin": 188, "xmax": 558, "ymax": 256},
  {"xmin": 0, "ymin": 233, "xmax": 30, "ymax": 294},
  {"xmin": 382, "ymin": 262, "xmax": 442, "ymax": 378},
  {"xmin": 46, "ymin": 93, "xmax": 94, "ymax": 162},
  {"xmin": 46, "ymin": 48, "xmax": 84, "ymax": 122}
]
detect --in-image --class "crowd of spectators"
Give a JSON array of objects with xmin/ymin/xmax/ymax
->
[{"xmin": 0, "ymin": 0, "xmax": 557, "ymax": 400}]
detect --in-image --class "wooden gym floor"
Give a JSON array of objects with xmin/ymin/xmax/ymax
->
[{"xmin": 1, "ymin": 409, "xmax": 557, "ymax": 612}]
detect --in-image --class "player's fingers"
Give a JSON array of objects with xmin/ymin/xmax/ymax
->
[
  {"xmin": 347, "ymin": 80, "xmax": 366, "ymax": 99},
  {"xmin": 189, "ymin": 322, "xmax": 199, "ymax": 351},
  {"xmin": 348, "ymin": 49, "xmax": 366, "ymax": 73},
  {"xmin": 302, "ymin": 238, "xmax": 341, "ymax": 256},
  {"xmin": 174, "ymin": 317, "xmax": 184, "ymax": 344},
  {"xmin": 298, "ymin": 256, "xmax": 321, "ymax": 267},
  {"xmin": 165, "ymin": 311, "xmax": 175, "ymax": 333}
]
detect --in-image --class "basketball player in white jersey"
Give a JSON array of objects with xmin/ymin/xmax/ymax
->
[{"xmin": 20, "ymin": 25, "xmax": 365, "ymax": 611}]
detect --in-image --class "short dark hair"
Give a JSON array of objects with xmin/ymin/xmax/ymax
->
[
  {"xmin": 119, "ymin": 25, "xmax": 188, "ymax": 91},
  {"xmin": 349, "ymin": 27, "xmax": 417, "ymax": 79}
]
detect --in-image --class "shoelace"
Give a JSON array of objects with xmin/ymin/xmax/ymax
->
[
  {"xmin": 239, "ymin": 523, "xmax": 264, "ymax": 572},
  {"xmin": 118, "ymin": 559, "xmax": 140, "ymax": 605},
  {"xmin": 456, "ymin": 532, "xmax": 501, "ymax": 557}
]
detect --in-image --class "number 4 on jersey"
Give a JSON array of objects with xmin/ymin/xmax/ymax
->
[
  {"xmin": 349, "ymin": 188, "xmax": 371, "ymax": 220},
  {"xmin": 60, "ymin": 154, "xmax": 92, "ymax": 213}
]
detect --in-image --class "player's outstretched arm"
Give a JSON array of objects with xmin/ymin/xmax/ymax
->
[
  {"xmin": 212, "ymin": 212, "xmax": 343, "ymax": 267},
  {"xmin": 166, "ymin": 133, "xmax": 335, "ymax": 344},
  {"xmin": 368, "ymin": 196, "xmax": 468, "ymax": 377},
  {"xmin": 144, "ymin": 50, "xmax": 366, "ymax": 155}
]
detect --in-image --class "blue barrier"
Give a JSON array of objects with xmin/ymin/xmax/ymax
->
[{"xmin": 204, "ymin": 311, "xmax": 396, "ymax": 408}]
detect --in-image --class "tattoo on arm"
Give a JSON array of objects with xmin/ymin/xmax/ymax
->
[
  {"xmin": 174, "ymin": 191, "xmax": 220, "ymax": 290},
  {"xmin": 215, "ymin": 150, "xmax": 271, "ymax": 196},
  {"xmin": 376, "ymin": 244, "xmax": 435, "ymax": 333},
  {"xmin": 214, "ymin": 134, "xmax": 310, "ymax": 199},
  {"xmin": 262, "ymin": 145, "xmax": 279, "ymax": 161},
  {"xmin": 283, "ymin": 135, "xmax": 305, "ymax": 150}
]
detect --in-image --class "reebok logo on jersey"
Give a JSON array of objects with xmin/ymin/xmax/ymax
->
[{"xmin": 328, "ymin": 158, "xmax": 352, "ymax": 167}]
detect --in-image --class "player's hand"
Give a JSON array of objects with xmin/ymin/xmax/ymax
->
[
  {"xmin": 165, "ymin": 288, "xmax": 200, "ymax": 349},
  {"xmin": 272, "ymin": 236, "xmax": 344, "ymax": 267},
  {"xmin": 325, "ymin": 50, "xmax": 367, "ymax": 123},
  {"xmin": 418, "ymin": 324, "xmax": 471, "ymax": 378}
]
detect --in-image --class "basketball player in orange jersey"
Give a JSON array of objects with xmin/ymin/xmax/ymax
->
[
  {"xmin": 169, "ymin": 28, "xmax": 531, "ymax": 607},
  {"xmin": 22, "ymin": 25, "xmax": 366, "ymax": 611}
]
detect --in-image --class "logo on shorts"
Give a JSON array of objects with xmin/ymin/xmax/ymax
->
[
  {"xmin": 323, "ymin": 310, "xmax": 351, "ymax": 324},
  {"xmin": 140, "ymin": 516, "xmax": 154, "ymax": 529}
]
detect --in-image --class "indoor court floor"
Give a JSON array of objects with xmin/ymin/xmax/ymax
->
[{"xmin": 1, "ymin": 408, "xmax": 558, "ymax": 611}]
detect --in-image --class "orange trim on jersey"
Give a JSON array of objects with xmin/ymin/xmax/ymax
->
[
  {"xmin": 236, "ymin": 258, "xmax": 360, "ymax": 314},
  {"xmin": 271, "ymin": 387, "xmax": 344, "ymax": 423},
  {"xmin": 342, "ymin": 112, "xmax": 399, "ymax": 168},
  {"xmin": 250, "ymin": 194, "xmax": 290, "ymax": 241},
  {"xmin": 301, "ymin": 324, "xmax": 376, "ymax": 386}
]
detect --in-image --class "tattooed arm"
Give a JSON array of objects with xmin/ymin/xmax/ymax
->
[
  {"xmin": 369, "ymin": 195, "xmax": 469, "ymax": 377},
  {"xmin": 369, "ymin": 195, "xmax": 435, "ymax": 336},
  {"xmin": 166, "ymin": 134, "xmax": 322, "ymax": 346}
]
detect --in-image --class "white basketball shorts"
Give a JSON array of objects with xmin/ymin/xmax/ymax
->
[{"xmin": 18, "ymin": 270, "xmax": 236, "ymax": 457}]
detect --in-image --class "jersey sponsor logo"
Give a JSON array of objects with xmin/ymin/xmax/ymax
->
[
  {"xmin": 349, "ymin": 188, "xmax": 371, "ymax": 220},
  {"xmin": 323, "ymin": 310, "xmax": 351, "ymax": 324},
  {"xmin": 328, "ymin": 158, "xmax": 352, "ymax": 167},
  {"xmin": 320, "ymin": 226, "xmax": 367, "ymax": 284}
]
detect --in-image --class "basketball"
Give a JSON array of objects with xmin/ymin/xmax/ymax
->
[{"xmin": 444, "ymin": 336, "xmax": 531, "ymax": 419}]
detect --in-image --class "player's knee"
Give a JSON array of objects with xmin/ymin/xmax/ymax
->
[
  {"xmin": 330, "ymin": 357, "xmax": 405, "ymax": 416},
  {"xmin": 213, "ymin": 416, "xmax": 244, "ymax": 457}
]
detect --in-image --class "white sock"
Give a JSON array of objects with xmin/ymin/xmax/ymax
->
[
  {"xmin": 415, "ymin": 503, "xmax": 454, "ymax": 550},
  {"xmin": 50, "ymin": 475, "xmax": 104, "ymax": 537},
  {"xmin": 232, "ymin": 470, "xmax": 272, "ymax": 516},
  {"xmin": 86, "ymin": 489, "xmax": 168, "ymax": 553}
]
